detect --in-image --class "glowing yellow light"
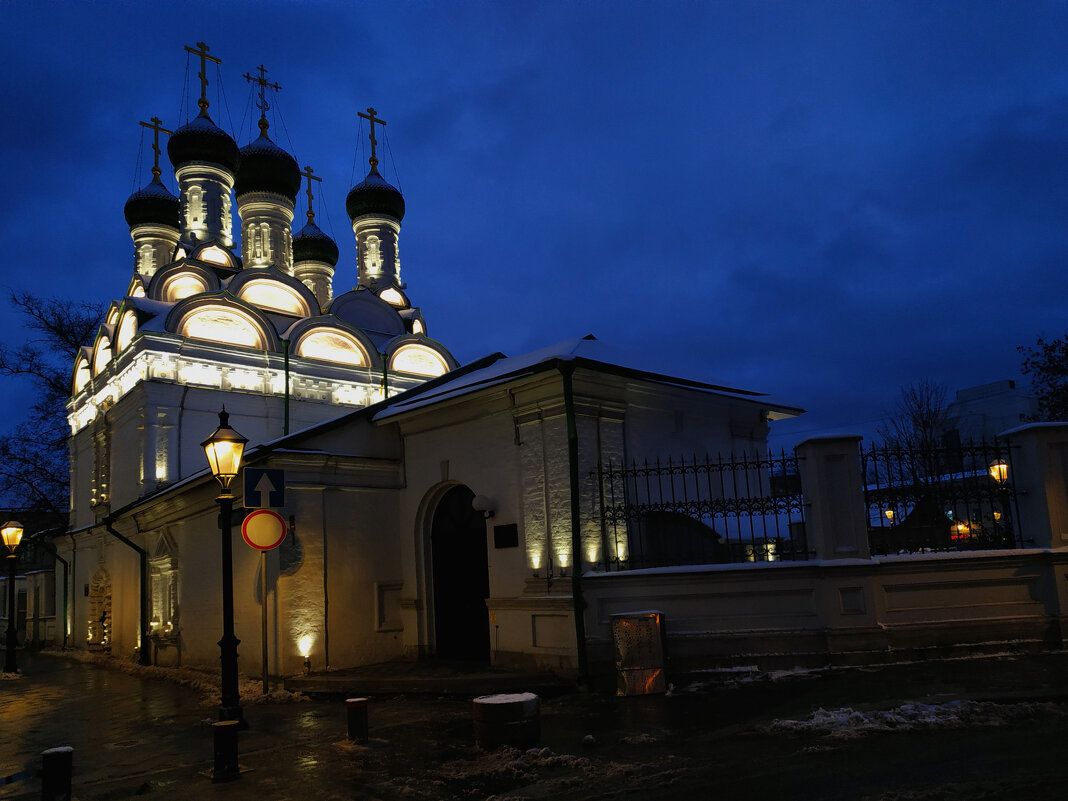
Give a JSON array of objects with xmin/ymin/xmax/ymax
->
[
  {"xmin": 93, "ymin": 339, "xmax": 112, "ymax": 374},
  {"xmin": 390, "ymin": 344, "xmax": 448, "ymax": 377},
  {"xmin": 297, "ymin": 635, "xmax": 314, "ymax": 658},
  {"xmin": 1, "ymin": 521, "xmax": 24, "ymax": 553},
  {"xmin": 163, "ymin": 273, "xmax": 209, "ymax": 302},
  {"xmin": 201, "ymin": 410, "xmax": 247, "ymax": 491},
  {"xmin": 199, "ymin": 246, "xmax": 231, "ymax": 266},
  {"xmin": 73, "ymin": 358, "xmax": 91, "ymax": 394},
  {"xmin": 530, "ymin": 553, "xmax": 541, "ymax": 570},
  {"xmin": 379, "ymin": 287, "xmax": 406, "ymax": 307},
  {"xmin": 178, "ymin": 362, "xmax": 222, "ymax": 387},
  {"xmin": 616, "ymin": 544, "xmax": 628, "ymax": 562},
  {"xmin": 556, "ymin": 552, "xmax": 569, "ymax": 568},
  {"xmin": 412, "ymin": 319, "xmax": 425, "ymax": 335},
  {"xmin": 884, "ymin": 509, "xmax": 895, "ymax": 522},
  {"xmin": 238, "ymin": 280, "xmax": 310, "ymax": 316},
  {"xmin": 116, "ymin": 311, "xmax": 137, "ymax": 353},
  {"xmin": 586, "ymin": 546, "xmax": 600, "ymax": 563},
  {"xmin": 989, "ymin": 460, "xmax": 1009, "ymax": 484},
  {"xmin": 179, "ymin": 307, "xmax": 266, "ymax": 349},
  {"xmin": 226, "ymin": 369, "xmax": 264, "ymax": 391},
  {"xmin": 993, "ymin": 511, "xmax": 1002, "ymax": 521},
  {"xmin": 296, "ymin": 331, "xmax": 368, "ymax": 366},
  {"xmin": 956, "ymin": 522, "xmax": 969, "ymax": 533}
]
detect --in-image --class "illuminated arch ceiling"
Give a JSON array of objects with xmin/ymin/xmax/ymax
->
[
  {"xmin": 92, "ymin": 336, "xmax": 113, "ymax": 375},
  {"xmin": 177, "ymin": 305, "xmax": 270, "ymax": 349},
  {"xmin": 294, "ymin": 329, "xmax": 369, "ymax": 367},
  {"xmin": 73, "ymin": 353, "xmax": 91, "ymax": 394},
  {"xmin": 236, "ymin": 278, "xmax": 312, "ymax": 317},
  {"xmin": 162, "ymin": 271, "xmax": 210, "ymax": 302},
  {"xmin": 390, "ymin": 343, "xmax": 449, "ymax": 377},
  {"xmin": 115, "ymin": 310, "xmax": 138, "ymax": 352}
]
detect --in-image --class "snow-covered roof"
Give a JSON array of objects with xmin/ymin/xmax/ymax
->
[{"xmin": 373, "ymin": 335, "xmax": 804, "ymax": 421}]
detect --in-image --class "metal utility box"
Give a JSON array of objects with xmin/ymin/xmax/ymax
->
[{"xmin": 611, "ymin": 611, "xmax": 666, "ymax": 696}]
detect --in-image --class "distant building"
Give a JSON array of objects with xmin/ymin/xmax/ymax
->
[{"xmin": 944, "ymin": 380, "xmax": 1037, "ymax": 444}]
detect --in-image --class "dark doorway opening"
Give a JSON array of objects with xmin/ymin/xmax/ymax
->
[{"xmin": 431, "ymin": 485, "xmax": 490, "ymax": 661}]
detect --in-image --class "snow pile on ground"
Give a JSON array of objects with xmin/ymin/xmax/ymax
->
[
  {"xmin": 40, "ymin": 649, "xmax": 307, "ymax": 705},
  {"xmin": 768, "ymin": 699, "xmax": 1068, "ymax": 739},
  {"xmin": 1, "ymin": 670, "xmax": 24, "ymax": 681}
]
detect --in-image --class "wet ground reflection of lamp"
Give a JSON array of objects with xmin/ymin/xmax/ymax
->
[
  {"xmin": 202, "ymin": 409, "xmax": 248, "ymax": 727},
  {"xmin": 3, "ymin": 520, "xmax": 23, "ymax": 674}
]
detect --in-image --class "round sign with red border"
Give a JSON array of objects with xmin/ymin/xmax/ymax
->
[{"xmin": 241, "ymin": 509, "xmax": 287, "ymax": 551}]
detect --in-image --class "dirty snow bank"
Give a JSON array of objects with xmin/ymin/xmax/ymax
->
[{"xmin": 768, "ymin": 699, "xmax": 1068, "ymax": 739}]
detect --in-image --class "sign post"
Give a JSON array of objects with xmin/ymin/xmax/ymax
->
[{"xmin": 241, "ymin": 509, "xmax": 287, "ymax": 694}]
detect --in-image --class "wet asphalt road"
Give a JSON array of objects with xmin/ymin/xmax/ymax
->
[{"xmin": 3, "ymin": 651, "xmax": 1068, "ymax": 800}]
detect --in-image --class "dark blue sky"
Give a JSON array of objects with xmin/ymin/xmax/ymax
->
[{"xmin": 3, "ymin": 1, "xmax": 1067, "ymax": 447}]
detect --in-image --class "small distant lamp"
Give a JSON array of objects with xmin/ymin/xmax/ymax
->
[
  {"xmin": 883, "ymin": 509, "xmax": 895, "ymax": 524},
  {"xmin": 3, "ymin": 520, "xmax": 24, "ymax": 674},
  {"xmin": 989, "ymin": 460, "xmax": 1009, "ymax": 486}
]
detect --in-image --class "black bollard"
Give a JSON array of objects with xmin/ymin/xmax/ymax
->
[
  {"xmin": 211, "ymin": 720, "xmax": 240, "ymax": 783},
  {"xmin": 41, "ymin": 746, "xmax": 73, "ymax": 801},
  {"xmin": 346, "ymin": 697, "xmax": 368, "ymax": 744}
]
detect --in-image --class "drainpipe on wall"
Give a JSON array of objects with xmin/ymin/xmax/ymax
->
[
  {"xmin": 283, "ymin": 338, "xmax": 291, "ymax": 436},
  {"xmin": 559, "ymin": 361, "xmax": 590, "ymax": 686},
  {"xmin": 67, "ymin": 533, "xmax": 76, "ymax": 649},
  {"xmin": 104, "ymin": 515, "xmax": 151, "ymax": 666}
]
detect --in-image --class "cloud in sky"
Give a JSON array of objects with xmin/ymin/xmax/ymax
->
[{"xmin": 2, "ymin": 1, "xmax": 1066, "ymax": 444}]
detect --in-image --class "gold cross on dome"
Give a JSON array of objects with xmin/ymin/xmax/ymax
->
[
  {"xmin": 243, "ymin": 64, "xmax": 282, "ymax": 128},
  {"xmin": 357, "ymin": 107, "xmax": 387, "ymax": 171},
  {"xmin": 184, "ymin": 41, "xmax": 221, "ymax": 111},
  {"xmin": 301, "ymin": 165, "xmax": 322, "ymax": 223},
  {"xmin": 139, "ymin": 116, "xmax": 172, "ymax": 179}
]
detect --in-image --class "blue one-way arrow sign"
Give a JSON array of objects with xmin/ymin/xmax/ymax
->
[{"xmin": 243, "ymin": 468, "xmax": 285, "ymax": 508}]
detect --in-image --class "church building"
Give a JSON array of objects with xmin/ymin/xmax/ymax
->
[{"xmin": 58, "ymin": 45, "xmax": 798, "ymax": 681}]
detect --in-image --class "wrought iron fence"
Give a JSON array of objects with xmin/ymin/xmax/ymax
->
[
  {"xmin": 597, "ymin": 451, "xmax": 809, "ymax": 570},
  {"xmin": 862, "ymin": 439, "xmax": 1023, "ymax": 555}
]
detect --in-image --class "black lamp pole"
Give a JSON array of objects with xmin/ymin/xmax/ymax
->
[
  {"xmin": 217, "ymin": 488, "xmax": 243, "ymax": 725},
  {"xmin": 4, "ymin": 552, "xmax": 17, "ymax": 674}
]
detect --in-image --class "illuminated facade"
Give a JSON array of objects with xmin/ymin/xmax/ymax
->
[
  {"xmin": 64, "ymin": 47, "xmax": 456, "ymax": 655},
  {"xmin": 57, "ymin": 45, "xmax": 803, "ymax": 681}
]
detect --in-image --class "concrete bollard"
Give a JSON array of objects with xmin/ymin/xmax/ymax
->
[
  {"xmin": 211, "ymin": 720, "xmax": 240, "ymax": 783},
  {"xmin": 346, "ymin": 697, "xmax": 369, "ymax": 744},
  {"xmin": 472, "ymin": 693, "xmax": 540, "ymax": 750},
  {"xmin": 41, "ymin": 746, "xmax": 73, "ymax": 801}
]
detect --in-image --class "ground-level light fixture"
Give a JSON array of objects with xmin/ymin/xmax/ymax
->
[{"xmin": 3, "ymin": 520, "xmax": 24, "ymax": 674}]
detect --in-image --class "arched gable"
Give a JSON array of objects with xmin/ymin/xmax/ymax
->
[
  {"xmin": 228, "ymin": 267, "xmax": 319, "ymax": 318},
  {"xmin": 147, "ymin": 260, "xmax": 222, "ymax": 303},
  {"xmin": 385, "ymin": 335, "xmax": 456, "ymax": 378},
  {"xmin": 327, "ymin": 289, "xmax": 406, "ymax": 336},
  {"xmin": 188, "ymin": 241, "xmax": 240, "ymax": 270},
  {"xmin": 115, "ymin": 308, "xmax": 139, "ymax": 353},
  {"xmin": 166, "ymin": 293, "xmax": 281, "ymax": 352},
  {"xmin": 91, "ymin": 327, "xmax": 114, "ymax": 376},
  {"xmin": 72, "ymin": 347, "xmax": 92, "ymax": 395},
  {"xmin": 289, "ymin": 318, "xmax": 380, "ymax": 369}
]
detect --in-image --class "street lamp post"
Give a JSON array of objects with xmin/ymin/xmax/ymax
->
[
  {"xmin": 202, "ymin": 409, "xmax": 248, "ymax": 726},
  {"xmin": 3, "ymin": 521, "xmax": 24, "ymax": 674}
]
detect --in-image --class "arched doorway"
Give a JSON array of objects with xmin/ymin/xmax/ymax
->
[
  {"xmin": 431, "ymin": 485, "xmax": 490, "ymax": 661},
  {"xmin": 88, "ymin": 569, "xmax": 112, "ymax": 652}
]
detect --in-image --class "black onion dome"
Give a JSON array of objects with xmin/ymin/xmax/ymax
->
[
  {"xmin": 167, "ymin": 111, "xmax": 240, "ymax": 174},
  {"xmin": 293, "ymin": 220, "xmax": 339, "ymax": 266},
  {"xmin": 123, "ymin": 176, "xmax": 180, "ymax": 229},
  {"xmin": 346, "ymin": 168, "xmax": 405, "ymax": 222},
  {"xmin": 235, "ymin": 131, "xmax": 300, "ymax": 199}
]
